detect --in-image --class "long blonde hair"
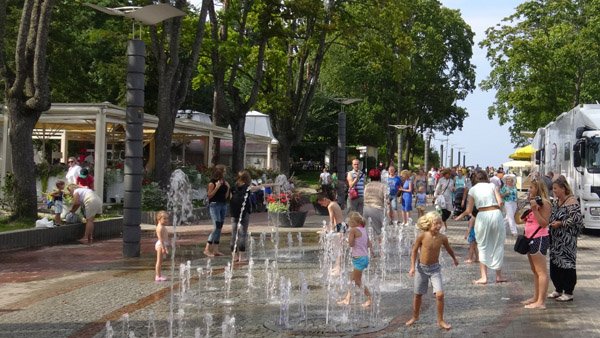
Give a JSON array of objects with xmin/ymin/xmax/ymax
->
[{"xmin": 347, "ymin": 211, "xmax": 365, "ymax": 228}]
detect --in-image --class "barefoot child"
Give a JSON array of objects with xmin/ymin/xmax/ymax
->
[
  {"xmin": 155, "ymin": 211, "xmax": 170, "ymax": 282},
  {"xmin": 318, "ymin": 192, "xmax": 346, "ymax": 276},
  {"xmin": 49, "ymin": 180, "xmax": 65, "ymax": 226},
  {"xmin": 464, "ymin": 208, "xmax": 479, "ymax": 264},
  {"xmin": 406, "ymin": 211, "xmax": 458, "ymax": 330},
  {"xmin": 415, "ymin": 185, "xmax": 427, "ymax": 218},
  {"xmin": 338, "ymin": 212, "xmax": 372, "ymax": 307}
]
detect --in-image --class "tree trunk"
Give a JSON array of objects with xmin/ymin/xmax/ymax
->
[
  {"xmin": 7, "ymin": 97, "xmax": 39, "ymax": 219},
  {"xmin": 153, "ymin": 95, "xmax": 175, "ymax": 188},
  {"xmin": 277, "ymin": 137, "xmax": 291, "ymax": 176},
  {"xmin": 229, "ymin": 113, "xmax": 246, "ymax": 173}
]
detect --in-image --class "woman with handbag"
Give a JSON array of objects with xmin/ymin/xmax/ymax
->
[
  {"xmin": 347, "ymin": 159, "xmax": 366, "ymax": 214},
  {"xmin": 521, "ymin": 178, "xmax": 551, "ymax": 309},
  {"xmin": 454, "ymin": 170, "xmax": 506, "ymax": 284},
  {"xmin": 434, "ymin": 168, "xmax": 454, "ymax": 229},
  {"xmin": 547, "ymin": 176, "xmax": 583, "ymax": 302}
]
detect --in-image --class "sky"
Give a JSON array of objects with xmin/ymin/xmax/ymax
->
[
  {"xmin": 438, "ymin": 0, "xmax": 524, "ymax": 168},
  {"xmin": 188, "ymin": 0, "xmax": 524, "ymax": 168}
]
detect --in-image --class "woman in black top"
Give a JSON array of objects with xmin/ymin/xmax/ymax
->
[{"xmin": 204, "ymin": 164, "xmax": 231, "ymax": 257}]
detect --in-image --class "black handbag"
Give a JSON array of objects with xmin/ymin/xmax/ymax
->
[{"xmin": 514, "ymin": 226, "xmax": 542, "ymax": 255}]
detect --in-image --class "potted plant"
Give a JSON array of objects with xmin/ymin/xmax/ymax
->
[{"xmin": 267, "ymin": 191, "xmax": 308, "ymax": 227}]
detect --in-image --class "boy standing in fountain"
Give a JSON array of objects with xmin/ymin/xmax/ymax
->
[
  {"xmin": 338, "ymin": 212, "xmax": 372, "ymax": 307},
  {"xmin": 406, "ymin": 211, "xmax": 458, "ymax": 330},
  {"xmin": 317, "ymin": 192, "xmax": 345, "ymax": 276},
  {"xmin": 154, "ymin": 211, "xmax": 170, "ymax": 282}
]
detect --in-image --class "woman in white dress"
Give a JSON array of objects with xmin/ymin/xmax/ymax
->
[{"xmin": 455, "ymin": 170, "xmax": 507, "ymax": 284}]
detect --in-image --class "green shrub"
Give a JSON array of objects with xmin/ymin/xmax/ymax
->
[
  {"xmin": 142, "ymin": 182, "xmax": 168, "ymax": 211},
  {"xmin": 0, "ymin": 172, "xmax": 16, "ymax": 211}
]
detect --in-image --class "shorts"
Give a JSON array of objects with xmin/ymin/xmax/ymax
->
[
  {"xmin": 416, "ymin": 205, "xmax": 425, "ymax": 214},
  {"xmin": 389, "ymin": 196, "xmax": 398, "ymax": 211},
  {"xmin": 467, "ymin": 227, "xmax": 476, "ymax": 244},
  {"xmin": 414, "ymin": 262, "xmax": 443, "ymax": 295},
  {"xmin": 335, "ymin": 222, "xmax": 347, "ymax": 233},
  {"xmin": 352, "ymin": 256, "xmax": 369, "ymax": 271},
  {"xmin": 53, "ymin": 200, "xmax": 63, "ymax": 214},
  {"xmin": 529, "ymin": 235, "xmax": 549, "ymax": 255}
]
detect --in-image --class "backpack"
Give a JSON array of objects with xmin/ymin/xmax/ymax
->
[{"xmin": 230, "ymin": 184, "xmax": 251, "ymax": 217}]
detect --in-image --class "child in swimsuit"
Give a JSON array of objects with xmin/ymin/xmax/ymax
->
[
  {"xmin": 155, "ymin": 211, "xmax": 170, "ymax": 282},
  {"xmin": 338, "ymin": 212, "xmax": 372, "ymax": 307}
]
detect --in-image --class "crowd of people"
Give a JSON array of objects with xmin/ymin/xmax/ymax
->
[{"xmin": 148, "ymin": 159, "xmax": 584, "ymax": 328}]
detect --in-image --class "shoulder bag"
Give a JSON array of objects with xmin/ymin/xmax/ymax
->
[{"xmin": 514, "ymin": 225, "xmax": 542, "ymax": 255}]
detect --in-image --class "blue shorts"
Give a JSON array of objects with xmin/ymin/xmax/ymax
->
[
  {"xmin": 529, "ymin": 235, "xmax": 549, "ymax": 255},
  {"xmin": 352, "ymin": 256, "xmax": 369, "ymax": 271},
  {"xmin": 467, "ymin": 227, "xmax": 476, "ymax": 244}
]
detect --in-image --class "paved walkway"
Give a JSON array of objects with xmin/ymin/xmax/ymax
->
[{"xmin": 1, "ymin": 205, "xmax": 600, "ymax": 337}]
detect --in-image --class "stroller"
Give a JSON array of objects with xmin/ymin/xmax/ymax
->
[{"xmin": 453, "ymin": 187, "xmax": 466, "ymax": 217}]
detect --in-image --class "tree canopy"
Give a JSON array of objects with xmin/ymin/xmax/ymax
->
[{"xmin": 480, "ymin": 0, "xmax": 600, "ymax": 144}]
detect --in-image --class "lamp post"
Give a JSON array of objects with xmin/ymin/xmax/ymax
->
[
  {"xmin": 86, "ymin": 3, "xmax": 185, "ymax": 257},
  {"xmin": 390, "ymin": 124, "xmax": 414, "ymax": 170},
  {"xmin": 462, "ymin": 151, "xmax": 468, "ymax": 167},
  {"xmin": 438, "ymin": 137, "xmax": 448, "ymax": 167},
  {"xmin": 455, "ymin": 147, "xmax": 464, "ymax": 167},
  {"xmin": 424, "ymin": 129, "xmax": 433, "ymax": 172},
  {"xmin": 333, "ymin": 98, "xmax": 361, "ymax": 207}
]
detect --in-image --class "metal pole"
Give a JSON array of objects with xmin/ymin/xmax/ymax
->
[
  {"xmin": 123, "ymin": 39, "xmax": 145, "ymax": 257},
  {"xmin": 440, "ymin": 144, "xmax": 444, "ymax": 167},
  {"xmin": 463, "ymin": 154, "xmax": 466, "ymax": 167},
  {"xmin": 397, "ymin": 129, "xmax": 402, "ymax": 170},
  {"xmin": 457, "ymin": 150, "xmax": 461, "ymax": 166},
  {"xmin": 424, "ymin": 132, "xmax": 431, "ymax": 173},
  {"xmin": 450, "ymin": 147, "xmax": 454, "ymax": 168},
  {"xmin": 337, "ymin": 106, "xmax": 346, "ymax": 207}
]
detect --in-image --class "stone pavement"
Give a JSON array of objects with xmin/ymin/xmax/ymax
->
[{"xmin": 1, "ymin": 205, "xmax": 600, "ymax": 337}]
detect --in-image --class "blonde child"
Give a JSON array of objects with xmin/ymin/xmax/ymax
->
[
  {"xmin": 406, "ymin": 212, "xmax": 458, "ymax": 330},
  {"xmin": 464, "ymin": 211, "xmax": 479, "ymax": 264},
  {"xmin": 49, "ymin": 180, "xmax": 65, "ymax": 226},
  {"xmin": 155, "ymin": 211, "xmax": 170, "ymax": 282},
  {"xmin": 415, "ymin": 185, "xmax": 427, "ymax": 218},
  {"xmin": 317, "ymin": 192, "xmax": 345, "ymax": 276},
  {"xmin": 338, "ymin": 212, "xmax": 372, "ymax": 307}
]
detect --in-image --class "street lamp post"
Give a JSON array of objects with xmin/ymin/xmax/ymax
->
[
  {"xmin": 390, "ymin": 124, "xmax": 413, "ymax": 170},
  {"xmin": 455, "ymin": 147, "xmax": 464, "ymax": 166},
  {"xmin": 86, "ymin": 3, "xmax": 185, "ymax": 257},
  {"xmin": 333, "ymin": 98, "xmax": 361, "ymax": 207},
  {"xmin": 438, "ymin": 137, "xmax": 448, "ymax": 167},
  {"xmin": 424, "ymin": 129, "xmax": 433, "ymax": 172},
  {"xmin": 462, "ymin": 151, "xmax": 468, "ymax": 167}
]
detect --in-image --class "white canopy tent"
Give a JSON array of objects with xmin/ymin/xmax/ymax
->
[{"xmin": 0, "ymin": 103, "xmax": 277, "ymax": 200}]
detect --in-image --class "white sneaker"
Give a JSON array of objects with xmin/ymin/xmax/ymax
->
[
  {"xmin": 556, "ymin": 294, "xmax": 573, "ymax": 302},
  {"xmin": 547, "ymin": 291, "xmax": 561, "ymax": 299}
]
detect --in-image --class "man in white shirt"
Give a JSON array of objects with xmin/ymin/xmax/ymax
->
[{"xmin": 65, "ymin": 157, "xmax": 82, "ymax": 185}]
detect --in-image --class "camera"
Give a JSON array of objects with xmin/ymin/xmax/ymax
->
[{"xmin": 535, "ymin": 196, "xmax": 543, "ymax": 206}]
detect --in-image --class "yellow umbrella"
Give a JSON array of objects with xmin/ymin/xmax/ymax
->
[{"xmin": 509, "ymin": 144, "xmax": 535, "ymax": 160}]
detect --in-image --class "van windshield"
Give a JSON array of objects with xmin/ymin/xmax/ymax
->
[{"xmin": 586, "ymin": 138, "xmax": 600, "ymax": 173}]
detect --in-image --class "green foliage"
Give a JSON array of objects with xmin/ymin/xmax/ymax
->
[
  {"xmin": 142, "ymin": 182, "xmax": 168, "ymax": 211},
  {"xmin": 0, "ymin": 215, "xmax": 36, "ymax": 233},
  {"xmin": 0, "ymin": 173, "xmax": 16, "ymax": 211},
  {"xmin": 176, "ymin": 166, "xmax": 202, "ymax": 189},
  {"xmin": 480, "ymin": 1, "xmax": 600, "ymax": 143}
]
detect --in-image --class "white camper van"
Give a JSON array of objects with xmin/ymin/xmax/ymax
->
[{"xmin": 533, "ymin": 104, "xmax": 600, "ymax": 230}]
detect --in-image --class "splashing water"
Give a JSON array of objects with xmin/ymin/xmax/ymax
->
[
  {"xmin": 104, "ymin": 321, "xmax": 113, "ymax": 338},
  {"xmin": 167, "ymin": 169, "xmax": 193, "ymax": 338},
  {"xmin": 221, "ymin": 315, "xmax": 236, "ymax": 338}
]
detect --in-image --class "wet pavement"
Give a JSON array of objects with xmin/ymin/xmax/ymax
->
[{"xmin": 1, "ymin": 205, "xmax": 600, "ymax": 338}]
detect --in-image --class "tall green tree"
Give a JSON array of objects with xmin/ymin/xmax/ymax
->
[
  {"xmin": 149, "ymin": 0, "xmax": 210, "ymax": 188},
  {"xmin": 256, "ymin": 0, "xmax": 339, "ymax": 175},
  {"xmin": 204, "ymin": 0, "xmax": 279, "ymax": 173},
  {"xmin": 319, "ymin": 0, "xmax": 474, "ymax": 168},
  {"xmin": 0, "ymin": 0, "xmax": 55, "ymax": 219},
  {"xmin": 480, "ymin": 0, "xmax": 600, "ymax": 143}
]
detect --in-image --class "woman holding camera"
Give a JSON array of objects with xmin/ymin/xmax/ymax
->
[
  {"xmin": 547, "ymin": 176, "xmax": 583, "ymax": 302},
  {"xmin": 521, "ymin": 178, "xmax": 551, "ymax": 309}
]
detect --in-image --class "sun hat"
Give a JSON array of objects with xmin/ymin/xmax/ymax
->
[{"xmin": 79, "ymin": 168, "xmax": 89, "ymax": 178}]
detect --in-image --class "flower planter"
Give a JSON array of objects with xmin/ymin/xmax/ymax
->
[{"xmin": 269, "ymin": 211, "xmax": 308, "ymax": 228}]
